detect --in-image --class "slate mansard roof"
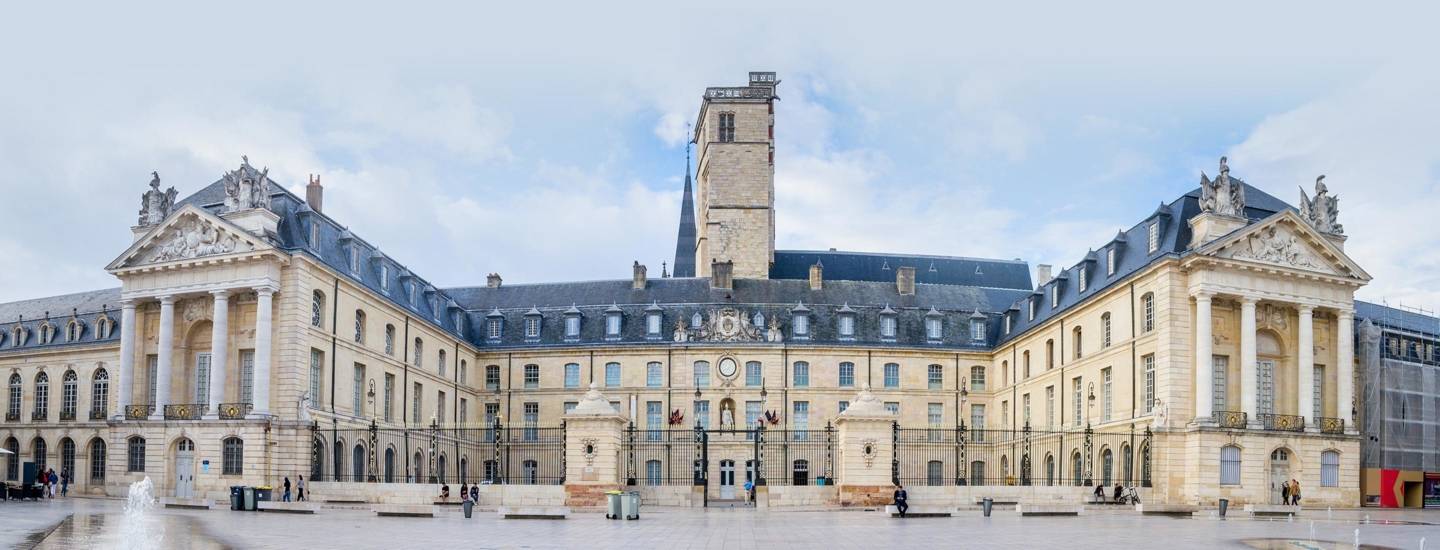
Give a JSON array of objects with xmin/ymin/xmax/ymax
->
[
  {"xmin": 0, "ymin": 288, "xmax": 124, "ymax": 353},
  {"xmin": 1356, "ymin": 301, "xmax": 1440, "ymax": 338}
]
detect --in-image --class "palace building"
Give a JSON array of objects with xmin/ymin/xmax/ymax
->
[{"xmin": 2, "ymin": 71, "xmax": 1436, "ymax": 509}]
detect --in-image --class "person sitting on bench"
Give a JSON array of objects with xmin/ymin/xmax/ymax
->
[
  {"xmin": 893, "ymin": 484, "xmax": 909, "ymax": 517},
  {"xmin": 1093, "ymin": 484, "xmax": 1106, "ymax": 503},
  {"xmin": 1113, "ymin": 483, "xmax": 1124, "ymax": 503}
]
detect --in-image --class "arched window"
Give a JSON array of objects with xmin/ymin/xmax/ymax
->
[
  {"xmin": 970, "ymin": 461, "xmax": 986, "ymax": 486},
  {"xmin": 60, "ymin": 438, "xmax": 75, "ymax": 479},
  {"xmin": 354, "ymin": 310, "xmax": 366, "ymax": 343},
  {"xmin": 459, "ymin": 456, "xmax": 468, "ymax": 484},
  {"xmin": 127, "ymin": 436, "xmax": 146, "ymax": 472},
  {"xmin": 1073, "ymin": 327, "xmax": 1083, "ymax": 359},
  {"xmin": 1046, "ymin": 339, "xmax": 1055, "ymax": 369},
  {"xmin": 311, "ymin": 290, "xmax": 325, "ymax": 328},
  {"xmin": 4, "ymin": 437, "xmax": 18, "ymax": 481},
  {"xmin": 999, "ymin": 361, "xmax": 1008, "ymax": 387},
  {"xmin": 1121, "ymin": 444, "xmax": 1133, "ymax": 484},
  {"xmin": 522, "ymin": 459, "xmax": 538, "ymax": 484},
  {"xmin": 792, "ymin": 361, "xmax": 808, "ymax": 387},
  {"xmin": 384, "ymin": 324, "xmax": 396, "ymax": 355},
  {"xmin": 34, "ymin": 372, "xmax": 49, "ymax": 419},
  {"xmin": 437, "ymin": 453, "xmax": 447, "ymax": 484},
  {"xmin": 1001, "ymin": 455, "xmax": 1010, "ymax": 481},
  {"xmin": 91, "ymin": 368, "xmax": 109, "ymax": 418},
  {"xmin": 66, "ymin": 320, "xmax": 81, "ymax": 342},
  {"xmin": 1141, "ymin": 293, "xmax": 1155, "ymax": 333},
  {"xmin": 413, "ymin": 338, "xmax": 423, "ymax": 367},
  {"xmin": 352, "ymin": 443, "xmax": 366, "ymax": 481},
  {"xmin": 8, "ymin": 373, "xmax": 22, "ymax": 419},
  {"xmin": 438, "ymin": 349, "xmax": 447, "ymax": 377},
  {"xmin": 645, "ymin": 459, "xmax": 662, "ymax": 486},
  {"xmin": 97, "ymin": 314, "xmax": 114, "ymax": 340},
  {"xmin": 223, "ymin": 437, "xmax": 244, "ymax": 475},
  {"xmin": 1022, "ymin": 351, "xmax": 1031, "ymax": 379},
  {"xmin": 1045, "ymin": 454, "xmax": 1055, "ymax": 486},
  {"xmin": 792, "ymin": 459, "xmax": 810, "ymax": 485},
  {"xmin": 1071, "ymin": 451, "xmax": 1083, "ymax": 486},
  {"xmin": 1101, "ymin": 448, "xmax": 1113, "ymax": 486},
  {"xmin": 333, "ymin": 438, "xmax": 346, "ymax": 482},
  {"xmin": 384, "ymin": 447, "xmax": 396, "ymax": 483},
  {"xmin": 61, "ymin": 370, "xmax": 78, "ymax": 418},
  {"xmin": 1101, "ymin": 313, "xmax": 1112, "ymax": 348},
  {"xmin": 1219, "ymin": 445, "xmax": 1241, "ymax": 485},
  {"xmin": 413, "ymin": 452, "xmax": 424, "ymax": 483},
  {"xmin": 40, "ymin": 322, "xmax": 55, "ymax": 344},
  {"xmin": 1321, "ymin": 450, "xmax": 1340, "ymax": 487},
  {"xmin": 89, "ymin": 438, "xmax": 107, "ymax": 482},
  {"xmin": 927, "ymin": 460, "xmax": 944, "ymax": 486},
  {"xmin": 310, "ymin": 437, "xmax": 325, "ymax": 480}
]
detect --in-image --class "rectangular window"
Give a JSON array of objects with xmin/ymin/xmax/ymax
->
[
  {"xmin": 239, "ymin": 349, "xmax": 255, "ymax": 404},
  {"xmin": 693, "ymin": 400, "xmax": 710, "ymax": 429},
  {"xmin": 127, "ymin": 438, "xmax": 145, "ymax": 472},
  {"xmin": 1320, "ymin": 451, "xmax": 1339, "ymax": 487},
  {"xmin": 793, "ymin": 315, "xmax": 809, "ymax": 336},
  {"xmin": 1078, "ymin": 266, "xmax": 1088, "ymax": 293},
  {"xmin": 147, "ymin": 355, "xmax": 158, "ymax": 405},
  {"xmin": 928, "ymin": 403, "xmax": 943, "ymax": 428},
  {"xmin": 436, "ymin": 391, "xmax": 446, "ymax": 426},
  {"xmin": 838, "ymin": 315, "xmax": 855, "ymax": 338},
  {"xmin": 1072, "ymin": 377, "xmax": 1083, "ymax": 426},
  {"xmin": 1102, "ymin": 367, "xmax": 1112, "ymax": 422},
  {"xmin": 693, "ymin": 361, "xmax": 710, "ymax": 388},
  {"xmin": 524, "ymin": 364, "xmax": 539, "ymax": 389},
  {"xmin": 383, "ymin": 374, "xmax": 394, "ymax": 423},
  {"xmin": 605, "ymin": 315, "xmax": 621, "ymax": 337},
  {"xmin": 523, "ymin": 402, "xmax": 538, "ymax": 441},
  {"xmin": 459, "ymin": 398, "xmax": 467, "ymax": 425},
  {"xmin": 970, "ymin": 404, "xmax": 985, "ymax": 430},
  {"xmin": 564, "ymin": 402, "xmax": 578, "ymax": 415},
  {"xmin": 524, "ymin": 317, "xmax": 540, "ymax": 338},
  {"xmin": 1106, "ymin": 248, "xmax": 1116, "ymax": 275},
  {"xmin": 564, "ymin": 363, "xmax": 580, "ymax": 389},
  {"xmin": 838, "ymin": 401, "xmax": 849, "ymax": 414},
  {"xmin": 884, "ymin": 402, "xmax": 900, "ymax": 416},
  {"xmin": 309, "ymin": 349, "xmax": 324, "ymax": 407},
  {"xmin": 926, "ymin": 317, "xmax": 942, "ymax": 340},
  {"xmin": 488, "ymin": 319, "xmax": 502, "ymax": 340},
  {"xmin": 745, "ymin": 361, "xmax": 762, "ymax": 387},
  {"xmin": 411, "ymin": 382, "xmax": 422, "ymax": 423},
  {"xmin": 1022, "ymin": 394, "xmax": 1031, "ymax": 426},
  {"xmin": 1143, "ymin": 354, "xmax": 1156, "ymax": 413},
  {"xmin": 647, "ymin": 362, "xmax": 663, "ymax": 388},
  {"xmin": 1212, "ymin": 355, "xmax": 1228, "ymax": 413},
  {"xmin": 646, "ymin": 401, "xmax": 663, "ymax": 438},
  {"xmin": 745, "ymin": 401, "xmax": 761, "ymax": 430},
  {"xmin": 880, "ymin": 316, "xmax": 896, "ymax": 339},
  {"xmin": 1219, "ymin": 446, "xmax": 1241, "ymax": 485},
  {"xmin": 1002, "ymin": 400, "xmax": 1009, "ymax": 429},
  {"xmin": 194, "ymin": 352, "xmax": 211, "ymax": 406},
  {"xmin": 793, "ymin": 401, "xmax": 809, "ymax": 440},
  {"xmin": 379, "ymin": 264, "xmax": 389, "ymax": 292},
  {"xmin": 928, "ymin": 365, "xmax": 943, "ymax": 390},
  {"xmin": 971, "ymin": 320, "xmax": 985, "ymax": 341},
  {"xmin": 486, "ymin": 365, "xmax": 500, "ymax": 391},
  {"xmin": 970, "ymin": 367, "xmax": 986, "ymax": 391},
  {"xmin": 1051, "ymin": 286, "xmax": 1059, "ymax": 309},
  {"xmin": 605, "ymin": 362, "xmax": 621, "ymax": 387},
  {"xmin": 792, "ymin": 362, "xmax": 809, "ymax": 387},
  {"xmin": 883, "ymin": 363, "xmax": 899, "ymax": 388},
  {"xmin": 718, "ymin": 112, "xmax": 735, "ymax": 142},
  {"xmin": 1147, "ymin": 222, "xmax": 1160, "ymax": 253},
  {"xmin": 646, "ymin": 314, "xmax": 661, "ymax": 336},
  {"xmin": 838, "ymin": 362, "xmax": 854, "ymax": 387},
  {"xmin": 1102, "ymin": 315, "xmax": 1112, "ymax": 348},
  {"xmin": 353, "ymin": 364, "xmax": 365, "ymax": 415},
  {"xmin": 1046, "ymin": 386, "xmax": 1055, "ymax": 428},
  {"xmin": 565, "ymin": 316, "xmax": 580, "ymax": 338}
]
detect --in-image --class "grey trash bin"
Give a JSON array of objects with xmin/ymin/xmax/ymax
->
[
  {"xmin": 463, "ymin": 500, "xmax": 473, "ymax": 518},
  {"xmin": 1217, "ymin": 498, "xmax": 1229, "ymax": 517},
  {"xmin": 982, "ymin": 497, "xmax": 993, "ymax": 517},
  {"xmin": 622, "ymin": 491, "xmax": 641, "ymax": 520},
  {"xmin": 605, "ymin": 490, "xmax": 624, "ymax": 519},
  {"xmin": 230, "ymin": 486, "xmax": 244, "ymax": 511},
  {"xmin": 242, "ymin": 486, "xmax": 257, "ymax": 511}
]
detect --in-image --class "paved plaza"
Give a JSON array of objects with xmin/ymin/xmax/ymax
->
[{"xmin": 4, "ymin": 498, "xmax": 1438, "ymax": 550}]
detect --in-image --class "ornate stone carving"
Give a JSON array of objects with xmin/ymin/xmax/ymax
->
[
  {"xmin": 672, "ymin": 319, "xmax": 689, "ymax": 343},
  {"xmin": 1227, "ymin": 225, "xmax": 1324, "ymax": 270},
  {"xmin": 693, "ymin": 307, "xmax": 763, "ymax": 342},
  {"xmin": 143, "ymin": 215, "xmax": 248, "ymax": 263},
  {"xmin": 1299, "ymin": 175, "xmax": 1344, "ymax": 235},
  {"xmin": 1198, "ymin": 156, "xmax": 1247, "ymax": 217},
  {"xmin": 221, "ymin": 156, "xmax": 272, "ymax": 213},
  {"xmin": 1257, "ymin": 303, "xmax": 1289, "ymax": 331},
  {"xmin": 840, "ymin": 384, "xmax": 892, "ymax": 418},
  {"xmin": 861, "ymin": 438, "xmax": 879, "ymax": 468},
  {"xmin": 137, "ymin": 171, "xmax": 178, "ymax": 226},
  {"xmin": 181, "ymin": 299, "xmax": 212, "ymax": 323},
  {"xmin": 765, "ymin": 317, "xmax": 784, "ymax": 343},
  {"xmin": 571, "ymin": 383, "xmax": 619, "ymax": 415},
  {"xmin": 581, "ymin": 437, "xmax": 598, "ymax": 466}
]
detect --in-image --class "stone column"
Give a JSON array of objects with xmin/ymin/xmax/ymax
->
[
  {"xmin": 205, "ymin": 290, "xmax": 230, "ymax": 419},
  {"xmin": 1194, "ymin": 292, "xmax": 1214, "ymax": 422},
  {"xmin": 116, "ymin": 300, "xmax": 136, "ymax": 420},
  {"xmin": 834, "ymin": 384, "xmax": 898, "ymax": 507},
  {"xmin": 252, "ymin": 288, "xmax": 274, "ymax": 417},
  {"xmin": 153, "ymin": 295, "xmax": 175, "ymax": 420},
  {"xmin": 1336, "ymin": 310, "xmax": 1355, "ymax": 431},
  {"xmin": 1297, "ymin": 305, "xmax": 1315, "ymax": 430},
  {"xmin": 1239, "ymin": 297, "xmax": 1258, "ymax": 427},
  {"xmin": 562, "ymin": 383, "xmax": 627, "ymax": 509}
]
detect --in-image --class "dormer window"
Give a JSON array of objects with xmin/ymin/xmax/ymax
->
[
  {"xmin": 1003, "ymin": 314, "xmax": 1012, "ymax": 334},
  {"xmin": 1050, "ymin": 285, "xmax": 1059, "ymax": 309},
  {"xmin": 924, "ymin": 308, "xmax": 943, "ymax": 342},
  {"xmin": 690, "ymin": 312, "xmax": 703, "ymax": 329},
  {"xmin": 879, "ymin": 306, "xmax": 897, "ymax": 341},
  {"xmin": 452, "ymin": 311, "xmax": 463, "ymax": 333},
  {"xmin": 1147, "ymin": 222, "xmax": 1160, "ymax": 253},
  {"xmin": 1078, "ymin": 266, "xmax": 1088, "ymax": 293},
  {"xmin": 379, "ymin": 264, "xmax": 390, "ymax": 292},
  {"xmin": 791, "ymin": 303, "xmax": 811, "ymax": 340},
  {"xmin": 486, "ymin": 309, "xmax": 504, "ymax": 342},
  {"xmin": 349, "ymin": 245, "xmax": 360, "ymax": 274},
  {"xmin": 523, "ymin": 308, "xmax": 541, "ymax": 341},
  {"xmin": 1106, "ymin": 248, "xmax": 1116, "ymax": 276},
  {"xmin": 1029, "ymin": 299, "xmax": 1037, "ymax": 321},
  {"xmin": 970, "ymin": 313, "xmax": 986, "ymax": 342},
  {"xmin": 39, "ymin": 322, "xmax": 54, "ymax": 344},
  {"xmin": 645, "ymin": 303, "xmax": 663, "ymax": 340},
  {"xmin": 564, "ymin": 306, "xmax": 582, "ymax": 342},
  {"xmin": 309, "ymin": 221, "xmax": 320, "ymax": 249},
  {"xmin": 837, "ymin": 304, "xmax": 856, "ymax": 341},
  {"xmin": 407, "ymin": 283, "xmax": 417, "ymax": 307},
  {"xmin": 604, "ymin": 305, "xmax": 622, "ymax": 341}
]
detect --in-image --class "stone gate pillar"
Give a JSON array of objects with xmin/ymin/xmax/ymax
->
[
  {"xmin": 834, "ymin": 384, "xmax": 897, "ymax": 507},
  {"xmin": 562, "ymin": 383, "xmax": 626, "ymax": 508}
]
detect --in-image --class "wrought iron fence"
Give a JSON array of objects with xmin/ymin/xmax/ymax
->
[
  {"xmin": 893, "ymin": 423, "xmax": 1152, "ymax": 488},
  {"xmin": 623, "ymin": 425, "xmax": 701, "ymax": 486},
  {"xmin": 1217, "ymin": 410, "xmax": 1248, "ymax": 429},
  {"xmin": 311, "ymin": 420, "xmax": 565, "ymax": 486},
  {"xmin": 217, "ymin": 403, "xmax": 252, "ymax": 420},
  {"xmin": 1258, "ymin": 413, "xmax": 1305, "ymax": 432},
  {"xmin": 1317, "ymin": 416, "xmax": 1345, "ymax": 435},
  {"xmin": 124, "ymin": 405, "xmax": 152, "ymax": 420},
  {"xmin": 163, "ymin": 404, "xmax": 204, "ymax": 420},
  {"xmin": 89, "ymin": 408, "xmax": 108, "ymax": 420},
  {"xmin": 760, "ymin": 425, "xmax": 835, "ymax": 486}
]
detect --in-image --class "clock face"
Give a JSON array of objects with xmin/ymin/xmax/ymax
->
[{"xmin": 718, "ymin": 357, "xmax": 738, "ymax": 378}]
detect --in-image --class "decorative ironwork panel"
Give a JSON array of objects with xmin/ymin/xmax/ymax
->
[
  {"xmin": 163, "ymin": 404, "xmax": 203, "ymax": 420},
  {"xmin": 217, "ymin": 403, "xmax": 252, "ymax": 420},
  {"xmin": 1318, "ymin": 417, "xmax": 1345, "ymax": 435},
  {"xmin": 124, "ymin": 405, "xmax": 153, "ymax": 420},
  {"xmin": 4, "ymin": 411, "xmax": 18, "ymax": 422},
  {"xmin": 59, "ymin": 410, "xmax": 76, "ymax": 421},
  {"xmin": 89, "ymin": 408, "xmax": 108, "ymax": 421},
  {"xmin": 1217, "ymin": 410, "xmax": 1248, "ymax": 429},
  {"xmin": 1258, "ymin": 413, "xmax": 1305, "ymax": 432}
]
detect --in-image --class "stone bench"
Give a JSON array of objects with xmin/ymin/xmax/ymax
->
[
  {"xmin": 258, "ymin": 501, "xmax": 318, "ymax": 514},
  {"xmin": 374, "ymin": 504, "xmax": 435, "ymax": 517},
  {"xmin": 884, "ymin": 505, "xmax": 952, "ymax": 517},
  {"xmin": 1136, "ymin": 504, "xmax": 1197, "ymax": 516},
  {"xmin": 1244, "ymin": 504, "xmax": 1300, "ymax": 516},
  {"xmin": 161, "ymin": 498, "xmax": 213, "ymax": 510},
  {"xmin": 323, "ymin": 498, "xmax": 368, "ymax": 504},
  {"xmin": 498, "ymin": 506, "xmax": 569, "ymax": 520},
  {"xmin": 1016, "ymin": 504, "xmax": 1081, "ymax": 516},
  {"xmin": 973, "ymin": 497, "xmax": 1020, "ymax": 506}
]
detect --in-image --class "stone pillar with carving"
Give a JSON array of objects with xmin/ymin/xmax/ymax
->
[
  {"xmin": 834, "ymin": 384, "xmax": 897, "ymax": 507},
  {"xmin": 116, "ymin": 300, "xmax": 136, "ymax": 419},
  {"xmin": 562, "ymin": 383, "xmax": 627, "ymax": 509},
  {"xmin": 153, "ymin": 295, "xmax": 175, "ymax": 419},
  {"xmin": 1239, "ymin": 297, "xmax": 1258, "ymax": 428},
  {"xmin": 205, "ymin": 290, "xmax": 230, "ymax": 419}
]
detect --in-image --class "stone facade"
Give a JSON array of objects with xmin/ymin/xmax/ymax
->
[{"xmin": 693, "ymin": 72, "xmax": 776, "ymax": 279}]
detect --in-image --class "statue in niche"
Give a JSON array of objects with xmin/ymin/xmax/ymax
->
[
  {"xmin": 221, "ymin": 156, "xmax": 271, "ymax": 213},
  {"xmin": 1198, "ymin": 156, "xmax": 1247, "ymax": 217},
  {"xmin": 137, "ymin": 171, "xmax": 178, "ymax": 226},
  {"xmin": 1299, "ymin": 175, "xmax": 1344, "ymax": 235},
  {"xmin": 672, "ymin": 319, "xmax": 689, "ymax": 343},
  {"xmin": 765, "ymin": 317, "xmax": 784, "ymax": 342}
]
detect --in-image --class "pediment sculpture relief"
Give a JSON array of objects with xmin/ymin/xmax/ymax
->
[
  {"xmin": 142, "ymin": 215, "xmax": 252, "ymax": 263},
  {"xmin": 1224, "ymin": 225, "xmax": 1327, "ymax": 271}
]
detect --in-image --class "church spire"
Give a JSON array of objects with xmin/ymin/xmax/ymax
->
[{"xmin": 672, "ymin": 140, "xmax": 697, "ymax": 278}]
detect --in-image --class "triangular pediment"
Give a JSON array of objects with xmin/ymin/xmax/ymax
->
[
  {"xmin": 1200, "ymin": 210, "xmax": 1370, "ymax": 281},
  {"xmin": 107, "ymin": 205, "xmax": 272, "ymax": 271}
]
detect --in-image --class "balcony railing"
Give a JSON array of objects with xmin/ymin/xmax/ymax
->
[
  {"xmin": 90, "ymin": 408, "xmax": 108, "ymax": 421},
  {"xmin": 4, "ymin": 411, "xmax": 18, "ymax": 422},
  {"xmin": 125, "ymin": 405, "xmax": 154, "ymax": 420},
  {"xmin": 31, "ymin": 410, "xmax": 48, "ymax": 422},
  {"xmin": 1258, "ymin": 413, "xmax": 1305, "ymax": 432},
  {"xmin": 1216, "ymin": 410, "xmax": 1248, "ymax": 429},
  {"xmin": 59, "ymin": 410, "xmax": 76, "ymax": 422},
  {"xmin": 164, "ymin": 404, "xmax": 205, "ymax": 420},
  {"xmin": 1318, "ymin": 417, "xmax": 1346, "ymax": 435},
  {"xmin": 217, "ymin": 403, "xmax": 253, "ymax": 420}
]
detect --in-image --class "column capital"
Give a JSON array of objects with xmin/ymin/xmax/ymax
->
[
  {"xmin": 1336, "ymin": 308, "xmax": 1355, "ymax": 320},
  {"xmin": 254, "ymin": 286, "xmax": 277, "ymax": 297},
  {"xmin": 1297, "ymin": 304, "xmax": 1315, "ymax": 314},
  {"xmin": 210, "ymin": 289, "xmax": 231, "ymax": 298},
  {"xmin": 119, "ymin": 299, "xmax": 137, "ymax": 309},
  {"xmin": 1239, "ymin": 296, "xmax": 1259, "ymax": 306},
  {"xmin": 157, "ymin": 295, "xmax": 176, "ymax": 305},
  {"xmin": 1193, "ymin": 291, "xmax": 1214, "ymax": 301}
]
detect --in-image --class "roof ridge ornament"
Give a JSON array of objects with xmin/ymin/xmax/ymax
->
[
  {"xmin": 221, "ymin": 156, "xmax": 272, "ymax": 214},
  {"xmin": 1298, "ymin": 175, "xmax": 1344, "ymax": 235},
  {"xmin": 1198, "ymin": 155, "xmax": 1246, "ymax": 217},
  {"xmin": 137, "ymin": 171, "xmax": 178, "ymax": 227}
]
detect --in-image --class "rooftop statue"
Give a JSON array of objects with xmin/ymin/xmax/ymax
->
[
  {"xmin": 221, "ymin": 155, "xmax": 271, "ymax": 213},
  {"xmin": 1299, "ymin": 175, "xmax": 1344, "ymax": 235},
  {"xmin": 137, "ymin": 171, "xmax": 178, "ymax": 226},
  {"xmin": 1198, "ymin": 156, "xmax": 1246, "ymax": 217}
]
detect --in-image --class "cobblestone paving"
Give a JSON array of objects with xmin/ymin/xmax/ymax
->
[{"xmin": 4, "ymin": 498, "xmax": 1438, "ymax": 549}]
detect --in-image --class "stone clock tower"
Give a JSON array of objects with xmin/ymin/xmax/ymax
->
[{"xmin": 692, "ymin": 71, "xmax": 778, "ymax": 279}]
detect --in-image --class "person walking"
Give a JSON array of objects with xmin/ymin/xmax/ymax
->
[
  {"xmin": 282, "ymin": 477, "xmax": 292, "ymax": 502},
  {"xmin": 47, "ymin": 469, "xmax": 58, "ymax": 498},
  {"xmin": 1280, "ymin": 478, "xmax": 1290, "ymax": 505},
  {"xmin": 1290, "ymin": 479, "xmax": 1301, "ymax": 506},
  {"xmin": 297, "ymin": 475, "xmax": 307, "ymax": 502},
  {"xmin": 743, "ymin": 479, "xmax": 755, "ymax": 506},
  {"xmin": 60, "ymin": 470, "xmax": 68, "ymax": 497},
  {"xmin": 893, "ymin": 484, "xmax": 909, "ymax": 518}
]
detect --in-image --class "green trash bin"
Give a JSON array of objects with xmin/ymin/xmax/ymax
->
[{"xmin": 605, "ymin": 490, "xmax": 624, "ymax": 519}]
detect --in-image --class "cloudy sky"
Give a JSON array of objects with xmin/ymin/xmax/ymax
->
[{"xmin": 2, "ymin": 2, "xmax": 1437, "ymax": 314}]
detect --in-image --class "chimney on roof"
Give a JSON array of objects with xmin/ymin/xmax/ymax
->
[
  {"xmin": 486, "ymin": 273, "xmax": 502, "ymax": 288},
  {"xmin": 1036, "ymin": 264, "xmax": 1052, "ymax": 288},
  {"xmin": 632, "ymin": 261, "xmax": 647, "ymax": 290},
  {"xmin": 809, "ymin": 262, "xmax": 823, "ymax": 291},
  {"xmin": 897, "ymin": 266, "xmax": 916, "ymax": 296},
  {"xmin": 710, "ymin": 260, "xmax": 733, "ymax": 290},
  {"xmin": 306, "ymin": 174, "xmax": 323, "ymax": 214}
]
